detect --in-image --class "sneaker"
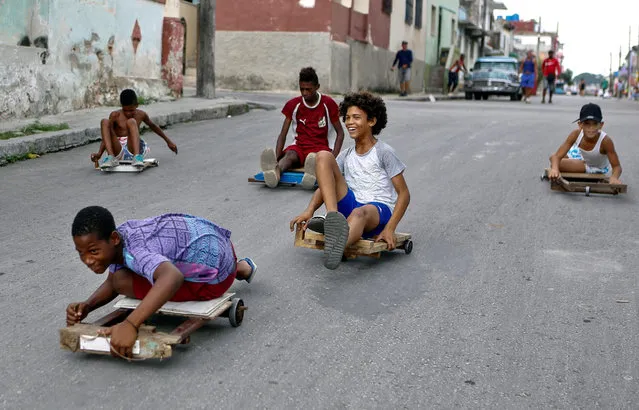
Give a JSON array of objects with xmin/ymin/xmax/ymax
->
[
  {"xmin": 306, "ymin": 215, "xmax": 325, "ymax": 234},
  {"xmin": 132, "ymin": 154, "xmax": 144, "ymax": 167},
  {"xmin": 99, "ymin": 155, "xmax": 118, "ymax": 169},
  {"xmin": 260, "ymin": 148, "xmax": 279, "ymax": 188},
  {"xmin": 541, "ymin": 99, "xmax": 546, "ymax": 104},
  {"xmin": 323, "ymin": 211, "xmax": 349, "ymax": 270},
  {"xmin": 238, "ymin": 258, "xmax": 257, "ymax": 283},
  {"xmin": 301, "ymin": 152, "xmax": 317, "ymax": 189}
]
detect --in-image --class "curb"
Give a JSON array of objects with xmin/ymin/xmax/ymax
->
[{"xmin": 0, "ymin": 101, "xmax": 266, "ymax": 166}]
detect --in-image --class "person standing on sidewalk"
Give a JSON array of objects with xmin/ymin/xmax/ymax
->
[
  {"xmin": 541, "ymin": 50, "xmax": 561, "ymax": 104},
  {"xmin": 447, "ymin": 54, "xmax": 468, "ymax": 94},
  {"xmin": 391, "ymin": 41, "xmax": 413, "ymax": 97},
  {"xmin": 519, "ymin": 51, "xmax": 538, "ymax": 104}
]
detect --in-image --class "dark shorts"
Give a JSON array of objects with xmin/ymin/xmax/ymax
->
[
  {"xmin": 448, "ymin": 71, "xmax": 459, "ymax": 87},
  {"xmin": 544, "ymin": 75, "xmax": 556, "ymax": 90},
  {"xmin": 337, "ymin": 188, "xmax": 393, "ymax": 238},
  {"xmin": 282, "ymin": 145, "xmax": 330, "ymax": 165},
  {"xmin": 132, "ymin": 245, "xmax": 237, "ymax": 302}
]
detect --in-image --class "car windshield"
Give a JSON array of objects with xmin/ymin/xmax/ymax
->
[{"xmin": 474, "ymin": 61, "xmax": 517, "ymax": 72}]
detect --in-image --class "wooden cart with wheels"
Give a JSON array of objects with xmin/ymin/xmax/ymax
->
[
  {"xmin": 95, "ymin": 158, "xmax": 159, "ymax": 173},
  {"xmin": 60, "ymin": 292, "xmax": 247, "ymax": 360},
  {"xmin": 248, "ymin": 168, "xmax": 316, "ymax": 187},
  {"xmin": 541, "ymin": 168, "xmax": 627, "ymax": 196},
  {"xmin": 294, "ymin": 224, "xmax": 412, "ymax": 260}
]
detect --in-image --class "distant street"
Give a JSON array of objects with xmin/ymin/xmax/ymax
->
[{"xmin": 0, "ymin": 94, "xmax": 637, "ymax": 409}]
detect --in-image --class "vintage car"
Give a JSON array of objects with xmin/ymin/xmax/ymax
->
[{"xmin": 464, "ymin": 56, "xmax": 522, "ymax": 101}]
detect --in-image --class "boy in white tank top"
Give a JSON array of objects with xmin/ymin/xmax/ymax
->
[
  {"xmin": 548, "ymin": 103, "xmax": 622, "ymax": 184},
  {"xmin": 289, "ymin": 92, "xmax": 411, "ymax": 270}
]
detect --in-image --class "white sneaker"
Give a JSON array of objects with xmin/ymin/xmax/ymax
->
[
  {"xmin": 260, "ymin": 148, "xmax": 279, "ymax": 188},
  {"xmin": 300, "ymin": 152, "xmax": 317, "ymax": 189}
]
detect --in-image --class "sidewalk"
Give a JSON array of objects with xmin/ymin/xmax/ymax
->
[{"xmin": 0, "ymin": 96, "xmax": 274, "ymax": 166}]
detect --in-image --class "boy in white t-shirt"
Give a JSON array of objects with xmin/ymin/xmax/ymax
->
[{"xmin": 289, "ymin": 91, "xmax": 411, "ymax": 270}]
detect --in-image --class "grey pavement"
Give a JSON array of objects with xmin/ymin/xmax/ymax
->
[{"xmin": 0, "ymin": 94, "xmax": 638, "ymax": 409}]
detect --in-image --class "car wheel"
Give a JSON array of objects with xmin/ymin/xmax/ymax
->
[
  {"xmin": 510, "ymin": 94, "xmax": 518, "ymax": 101},
  {"xmin": 474, "ymin": 93, "xmax": 482, "ymax": 100},
  {"xmin": 482, "ymin": 94, "xmax": 489, "ymax": 100},
  {"xmin": 465, "ymin": 92, "xmax": 472, "ymax": 100}
]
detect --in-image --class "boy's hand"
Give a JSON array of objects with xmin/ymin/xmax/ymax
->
[
  {"xmin": 290, "ymin": 210, "xmax": 314, "ymax": 232},
  {"xmin": 548, "ymin": 168, "xmax": 561, "ymax": 181},
  {"xmin": 90, "ymin": 153, "xmax": 101, "ymax": 163},
  {"xmin": 66, "ymin": 302, "xmax": 90, "ymax": 326},
  {"xmin": 375, "ymin": 228, "xmax": 397, "ymax": 250},
  {"xmin": 609, "ymin": 177, "xmax": 622, "ymax": 185},
  {"xmin": 98, "ymin": 321, "xmax": 138, "ymax": 359},
  {"xmin": 167, "ymin": 140, "xmax": 178, "ymax": 154}
]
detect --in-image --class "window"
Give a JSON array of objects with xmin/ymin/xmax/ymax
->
[
  {"xmin": 430, "ymin": 6, "xmax": 437, "ymax": 36},
  {"xmin": 451, "ymin": 19, "xmax": 456, "ymax": 44},
  {"xmin": 415, "ymin": 0, "xmax": 423, "ymax": 29},
  {"xmin": 382, "ymin": 0, "xmax": 392, "ymax": 14},
  {"xmin": 405, "ymin": 0, "xmax": 414, "ymax": 25}
]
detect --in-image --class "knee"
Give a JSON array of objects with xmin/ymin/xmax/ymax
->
[
  {"xmin": 316, "ymin": 150, "xmax": 334, "ymax": 164},
  {"xmin": 349, "ymin": 207, "xmax": 367, "ymax": 221},
  {"xmin": 101, "ymin": 118, "xmax": 109, "ymax": 127},
  {"xmin": 125, "ymin": 118, "xmax": 137, "ymax": 128}
]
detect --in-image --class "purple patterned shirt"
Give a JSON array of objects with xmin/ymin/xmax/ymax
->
[{"xmin": 108, "ymin": 214, "xmax": 236, "ymax": 285}]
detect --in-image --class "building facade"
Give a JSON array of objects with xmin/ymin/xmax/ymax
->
[
  {"xmin": 0, "ymin": 0, "xmax": 180, "ymax": 120},
  {"xmin": 215, "ymin": 0, "xmax": 426, "ymax": 94}
]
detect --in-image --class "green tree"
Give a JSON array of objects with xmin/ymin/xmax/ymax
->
[{"xmin": 560, "ymin": 69, "xmax": 573, "ymax": 85}]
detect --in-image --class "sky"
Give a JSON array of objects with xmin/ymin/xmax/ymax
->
[{"xmin": 495, "ymin": 0, "xmax": 639, "ymax": 76}]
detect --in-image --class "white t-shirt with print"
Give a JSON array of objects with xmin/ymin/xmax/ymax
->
[{"xmin": 336, "ymin": 141, "xmax": 406, "ymax": 212}]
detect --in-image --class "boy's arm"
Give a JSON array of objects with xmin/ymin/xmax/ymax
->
[
  {"xmin": 375, "ymin": 173, "xmax": 410, "ymax": 250},
  {"xmin": 142, "ymin": 112, "xmax": 178, "ymax": 153},
  {"xmin": 602, "ymin": 137, "xmax": 622, "ymax": 183},
  {"xmin": 331, "ymin": 119, "xmax": 345, "ymax": 156},
  {"xmin": 125, "ymin": 262, "xmax": 184, "ymax": 328},
  {"xmin": 391, "ymin": 52, "xmax": 399, "ymax": 68},
  {"xmin": 99, "ymin": 262, "xmax": 184, "ymax": 358},
  {"xmin": 275, "ymin": 117, "xmax": 292, "ymax": 158},
  {"xmin": 549, "ymin": 130, "xmax": 579, "ymax": 178},
  {"xmin": 66, "ymin": 274, "xmax": 118, "ymax": 325},
  {"xmin": 289, "ymin": 189, "xmax": 324, "ymax": 232}
]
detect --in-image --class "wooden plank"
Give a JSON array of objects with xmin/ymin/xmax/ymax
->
[
  {"xmin": 114, "ymin": 294, "xmax": 234, "ymax": 318},
  {"xmin": 169, "ymin": 317, "xmax": 210, "ymax": 343},
  {"xmin": 544, "ymin": 168, "xmax": 608, "ymax": 181},
  {"xmin": 60, "ymin": 324, "xmax": 182, "ymax": 359},
  {"xmin": 90, "ymin": 309, "xmax": 129, "ymax": 327},
  {"xmin": 551, "ymin": 180, "xmax": 627, "ymax": 195}
]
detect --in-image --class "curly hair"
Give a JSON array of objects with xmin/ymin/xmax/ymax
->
[
  {"xmin": 72, "ymin": 206, "xmax": 116, "ymax": 240},
  {"xmin": 338, "ymin": 91, "xmax": 388, "ymax": 135},
  {"xmin": 299, "ymin": 67, "xmax": 319, "ymax": 85}
]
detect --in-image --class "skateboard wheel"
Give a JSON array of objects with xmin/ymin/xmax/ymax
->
[
  {"xmin": 585, "ymin": 186, "xmax": 590, "ymax": 196},
  {"xmin": 404, "ymin": 240, "xmax": 413, "ymax": 255},
  {"xmin": 229, "ymin": 298, "xmax": 245, "ymax": 327}
]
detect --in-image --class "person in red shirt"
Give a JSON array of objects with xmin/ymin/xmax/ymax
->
[
  {"xmin": 260, "ymin": 67, "xmax": 345, "ymax": 189},
  {"xmin": 542, "ymin": 50, "xmax": 562, "ymax": 104}
]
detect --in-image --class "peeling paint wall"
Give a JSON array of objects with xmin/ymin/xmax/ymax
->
[{"xmin": 0, "ymin": 0, "xmax": 171, "ymax": 120}]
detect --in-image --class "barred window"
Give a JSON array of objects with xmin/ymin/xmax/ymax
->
[
  {"xmin": 415, "ymin": 0, "xmax": 423, "ymax": 29},
  {"xmin": 405, "ymin": 0, "xmax": 414, "ymax": 25}
]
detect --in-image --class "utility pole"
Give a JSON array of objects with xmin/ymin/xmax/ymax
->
[
  {"xmin": 197, "ymin": 0, "xmax": 216, "ymax": 99},
  {"xmin": 628, "ymin": 26, "xmax": 632, "ymax": 98},
  {"xmin": 535, "ymin": 16, "xmax": 541, "ymax": 58}
]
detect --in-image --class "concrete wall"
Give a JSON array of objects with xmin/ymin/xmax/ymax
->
[
  {"xmin": 0, "ymin": 0, "xmax": 49, "ymax": 46},
  {"xmin": 180, "ymin": 0, "xmax": 198, "ymax": 68},
  {"xmin": 0, "ymin": 0, "xmax": 172, "ymax": 120},
  {"xmin": 216, "ymin": 31, "xmax": 332, "ymax": 91}
]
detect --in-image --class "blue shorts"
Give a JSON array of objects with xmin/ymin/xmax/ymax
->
[
  {"xmin": 337, "ymin": 188, "xmax": 392, "ymax": 238},
  {"xmin": 520, "ymin": 73, "xmax": 535, "ymax": 89}
]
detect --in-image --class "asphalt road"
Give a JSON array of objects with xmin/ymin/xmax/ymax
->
[{"xmin": 0, "ymin": 94, "xmax": 637, "ymax": 409}]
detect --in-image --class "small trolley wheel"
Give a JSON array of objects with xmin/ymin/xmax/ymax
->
[
  {"xmin": 228, "ymin": 298, "xmax": 245, "ymax": 328},
  {"xmin": 404, "ymin": 240, "xmax": 413, "ymax": 255},
  {"xmin": 585, "ymin": 186, "xmax": 591, "ymax": 197}
]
